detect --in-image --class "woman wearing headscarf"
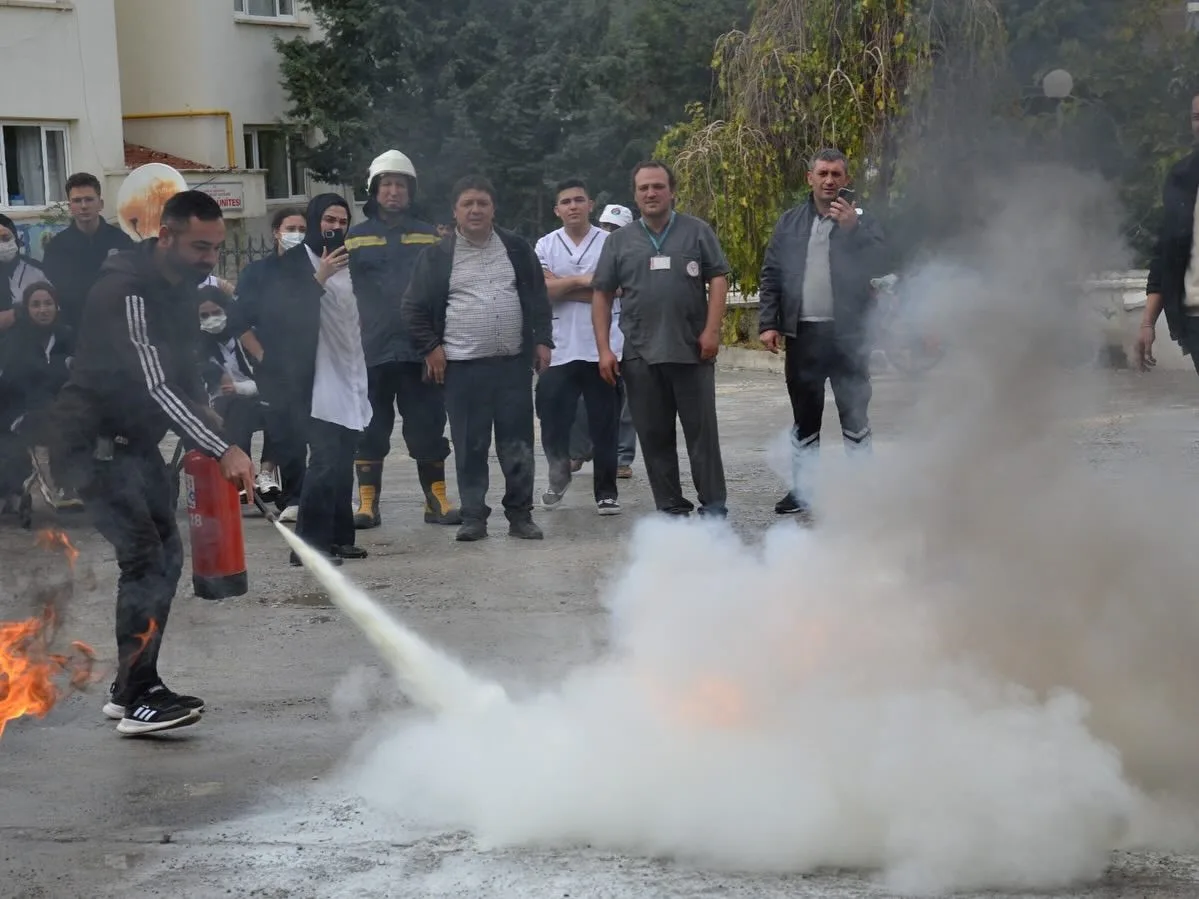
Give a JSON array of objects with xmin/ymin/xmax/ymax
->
[
  {"xmin": 0, "ymin": 281, "xmax": 75, "ymax": 513},
  {"xmin": 196, "ymin": 286, "xmax": 270, "ymax": 490},
  {"xmin": 0, "ymin": 214, "xmax": 50, "ymax": 333},
  {"xmin": 248, "ymin": 194, "xmax": 371, "ymax": 565},
  {"xmin": 229, "ymin": 206, "xmax": 307, "ymax": 516}
]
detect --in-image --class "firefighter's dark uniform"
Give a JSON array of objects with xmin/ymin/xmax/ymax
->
[{"xmin": 345, "ymin": 207, "xmax": 459, "ymax": 527}]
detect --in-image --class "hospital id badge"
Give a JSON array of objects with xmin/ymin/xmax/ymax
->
[{"xmin": 649, "ymin": 255, "xmax": 671, "ymax": 271}]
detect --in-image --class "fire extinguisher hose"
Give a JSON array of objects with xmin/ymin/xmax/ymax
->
[{"xmin": 250, "ymin": 491, "xmax": 279, "ymax": 524}]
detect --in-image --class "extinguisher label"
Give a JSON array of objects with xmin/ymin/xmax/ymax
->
[{"xmin": 183, "ymin": 472, "xmax": 197, "ymax": 513}]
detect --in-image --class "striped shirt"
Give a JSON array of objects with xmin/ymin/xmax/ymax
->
[{"xmin": 443, "ymin": 230, "xmax": 524, "ymax": 361}]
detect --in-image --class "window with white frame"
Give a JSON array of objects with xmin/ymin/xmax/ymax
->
[
  {"xmin": 234, "ymin": 0, "xmax": 295, "ymax": 18},
  {"xmin": 244, "ymin": 127, "xmax": 307, "ymax": 201},
  {"xmin": 0, "ymin": 123, "xmax": 69, "ymax": 209}
]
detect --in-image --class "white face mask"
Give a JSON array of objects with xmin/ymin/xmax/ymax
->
[
  {"xmin": 200, "ymin": 313, "xmax": 227, "ymax": 334},
  {"xmin": 0, "ymin": 240, "xmax": 17, "ymax": 263},
  {"xmin": 279, "ymin": 231, "xmax": 305, "ymax": 251}
]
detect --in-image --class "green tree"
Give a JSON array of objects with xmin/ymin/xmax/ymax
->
[
  {"xmin": 277, "ymin": 0, "xmax": 748, "ymax": 235},
  {"xmin": 999, "ymin": 0, "xmax": 1199, "ymax": 260},
  {"xmin": 655, "ymin": 0, "xmax": 1005, "ymax": 291}
]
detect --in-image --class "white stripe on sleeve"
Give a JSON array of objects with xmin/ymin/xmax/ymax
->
[{"xmin": 124, "ymin": 295, "xmax": 230, "ymax": 457}]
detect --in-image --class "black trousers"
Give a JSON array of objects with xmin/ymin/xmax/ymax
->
[
  {"xmin": 358, "ymin": 361, "xmax": 452, "ymax": 462},
  {"xmin": 260, "ymin": 392, "xmax": 308, "ymax": 510},
  {"xmin": 621, "ymin": 358, "xmax": 726, "ymax": 515},
  {"xmin": 84, "ymin": 446, "xmax": 182, "ymax": 702},
  {"xmin": 535, "ymin": 360, "xmax": 619, "ymax": 501},
  {"xmin": 785, "ymin": 322, "xmax": 872, "ymax": 452},
  {"xmin": 296, "ymin": 418, "xmax": 358, "ymax": 550},
  {"xmin": 444, "ymin": 355, "xmax": 535, "ymax": 523},
  {"xmin": 212, "ymin": 394, "xmax": 272, "ymax": 463}
]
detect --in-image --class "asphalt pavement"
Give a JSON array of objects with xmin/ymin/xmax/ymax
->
[{"xmin": 3, "ymin": 357, "xmax": 1199, "ymax": 899}]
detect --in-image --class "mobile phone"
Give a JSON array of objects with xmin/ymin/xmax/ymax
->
[
  {"xmin": 837, "ymin": 187, "xmax": 855, "ymax": 204},
  {"xmin": 323, "ymin": 229, "xmax": 346, "ymax": 252}
]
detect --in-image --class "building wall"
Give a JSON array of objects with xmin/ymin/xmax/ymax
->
[
  {"xmin": 0, "ymin": 0, "xmax": 126, "ymax": 217},
  {"xmin": 114, "ymin": 0, "xmax": 317, "ymax": 171}
]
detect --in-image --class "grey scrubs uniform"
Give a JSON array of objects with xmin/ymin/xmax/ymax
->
[{"xmin": 592, "ymin": 212, "xmax": 730, "ymax": 515}]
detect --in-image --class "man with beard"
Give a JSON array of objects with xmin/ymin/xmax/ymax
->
[
  {"xmin": 345, "ymin": 149, "xmax": 458, "ymax": 529},
  {"xmin": 592, "ymin": 161, "xmax": 731, "ymax": 518},
  {"xmin": 50, "ymin": 190, "xmax": 255, "ymax": 737}
]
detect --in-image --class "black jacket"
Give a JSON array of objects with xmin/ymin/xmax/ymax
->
[
  {"xmin": 401, "ymin": 227, "xmax": 553, "ymax": 359},
  {"xmin": 232, "ymin": 243, "xmax": 324, "ymax": 407},
  {"xmin": 50, "ymin": 241, "xmax": 229, "ymax": 459},
  {"xmin": 0, "ymin": 321, "xmax": 73, "ymax": 433},
  {"xmin": 346, "ymin": 213, "xmax": 440, "ymax": 366},
  {"xmin": 757, "ymin": 196, "xmax": 886, "ymax": 345},
  {"xmin": 1147, "ymin": 150, "xmax": 1199, "ymax": 344},
  {"xmin": 41, "ymin": 219, "xmax": 135, "ymax": 327}
]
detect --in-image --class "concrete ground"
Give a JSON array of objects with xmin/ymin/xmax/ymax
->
[{"xmin": 3, "ymin": 353, "xmax": 1199, "ymax": 899}]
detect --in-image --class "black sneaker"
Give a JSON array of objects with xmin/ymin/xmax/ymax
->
[
  {"xmin": 508, "ymin": 518, "xmax": 544, "ymax": 540},
  {"xmin": 290, "ymin": 550, "xmax": 343, "ymax": 567},
  {"xmin": 331, "ymin": 544, "xmax": 368, "ymax": 560},
  {"xmin": 774, "ymin": 492, "xmax": 815, "ymax": 524},
  {"xmin": 456, "ymin": 520, "xmax": 488, "ymax": 542},
  {"xmin": 596, "ymin": 498, "xmax": 621, "ymax": 516},
  {"xmin": 104, "ymin": 680, "xmax": 205, "ymax": 720},
  {"xmin": 115, "ymin": 684, "xmax": 202, "ymax": 736}
]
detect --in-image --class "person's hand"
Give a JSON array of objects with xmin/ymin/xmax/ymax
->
[
  {"xmin": 534, "ymin": 345, "xmax": 552, "ymax": 374},
  {"xmin": 315, "ymin": 246, "xmax": 349, "ymax": 286},
  {"xmin": 0, "ymin": 309, "xmax": 14, "ymax": 331},
  {"xmin": 698, "ymin": 327, "xmax": 721, "ymax": 362},
  {"xmin": 1136, "ymin": 323, "xmax": 1157, "ymax": 371},
  {"xmin": 216, "ymin": 278, "xmax": 236, "ymax": 297},
  {"xmin": 219, "ymin": 445, "xmax": 256, "ymax": 497},
  {"xmin": 598, "ymin": 348, "xmax": 620, "ymax": 386},
  {"xmin": 760, "ymin": 329, "xmax": 782, "ymax": 354},
  {"xmin": 219, "ymin": 374, "xmax": 236, "ymax": 395},
  {"xmin": 830, "ymin": 197, "xmax": 858, "ymax": 231},
  {"xmin": 425, "ymin": 345, "xmax": 447, "ymax": 384}
]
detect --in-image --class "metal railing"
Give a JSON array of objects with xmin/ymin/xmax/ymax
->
[{"xmin": 217, "ymin": 234, "xmax": 276, "ymax": 281}]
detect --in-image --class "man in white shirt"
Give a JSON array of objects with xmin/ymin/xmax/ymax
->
[{"xmin": 535, "ymin": 180, "xmax": 623, "ymax": 515}]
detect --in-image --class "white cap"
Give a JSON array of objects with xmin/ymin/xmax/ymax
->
[{"xmin": 599, "ymin": 204, "xmax": 634, "ymax": 228}]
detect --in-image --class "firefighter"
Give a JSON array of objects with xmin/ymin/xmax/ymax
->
[{"xmin": 345, "ymin": 149, "xmax": 460, "ymax": 528}]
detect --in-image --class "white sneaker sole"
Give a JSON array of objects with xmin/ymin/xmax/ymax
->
[
  {"xmin": 597, "ymin": 505, "xmax": 622, "ymax": 516},
  {"xmin": 104, "ymin": 700, "xmax": 206, "ymax": 720},
  {"xmin": 116, "ymin": 709, "xmax": 202, "ymax": 736}
]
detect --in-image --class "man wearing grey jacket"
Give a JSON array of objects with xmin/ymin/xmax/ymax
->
[{"xmin": 758, "ymin": 148, "xmax": 886, "ymax": 520}]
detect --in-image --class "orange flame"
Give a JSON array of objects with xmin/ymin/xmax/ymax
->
[
  {"xmin": 128, "ymin": 619, "xmax": 159, "ymax": 667},
  {"xmin": 0, "ymin": 608, "xmax": 96, "ymax": 740},
  {"xmin": 35, "ymin": 529, "xmax": 79, "ymax": 569}
]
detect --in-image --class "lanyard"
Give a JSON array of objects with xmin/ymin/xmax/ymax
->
[{"xmin": 640, "ymin": 212, "xmax": 676, "ymax": 254}]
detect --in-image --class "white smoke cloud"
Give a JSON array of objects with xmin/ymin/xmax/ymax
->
[{"xmin": 329, "ymin": 163, "xmax": 1199, "ymax": 894}]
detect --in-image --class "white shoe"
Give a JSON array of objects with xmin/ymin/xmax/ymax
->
[
  {"xmin": 277, "ymin": 505, "xmax": 298, "ymax": 523},
  {"xmin": 255, "ymin": 469, "xmax": 282, "ymax": 499}
]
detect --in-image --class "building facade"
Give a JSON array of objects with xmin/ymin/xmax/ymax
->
[{"xmin": 0, "ymin": 0, "xmax": 334, "ymax": 248}]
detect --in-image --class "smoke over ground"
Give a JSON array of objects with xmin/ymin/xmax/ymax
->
[{"xmin": 335, "ymin": 166, "xmax": 1199, "ymax": 894}]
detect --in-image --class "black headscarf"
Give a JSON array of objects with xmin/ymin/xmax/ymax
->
[{"xmin": 303, "ymin": 193, "xmax": 352, "ymax": 255}]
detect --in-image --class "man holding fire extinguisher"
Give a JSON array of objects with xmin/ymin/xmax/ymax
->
[{"xmin": 50, "ymin": 190, "xmax": 255, "ymax": 737}]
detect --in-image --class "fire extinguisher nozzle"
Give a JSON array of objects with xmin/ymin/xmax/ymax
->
[{"xmin": 251, "ymin": 491, "xmax": 279, "ymax": 523}]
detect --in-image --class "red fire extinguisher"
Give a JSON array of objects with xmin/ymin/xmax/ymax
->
[{"xmin": 182, "ymin": 450, "xmax": 248, "ymax": 600}]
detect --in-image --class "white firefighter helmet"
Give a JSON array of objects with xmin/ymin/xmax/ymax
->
[{"xmin": 367, "ymin": 149, "xmax": 417, "ymax": 192}]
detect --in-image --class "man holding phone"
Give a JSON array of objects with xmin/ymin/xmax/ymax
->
[{"xmin": 757, "ymin": 148, "xmax": 886, "ymax": 521}]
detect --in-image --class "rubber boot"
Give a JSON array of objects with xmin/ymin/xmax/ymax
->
[
  {"xmin": 418, "ymin": 461, "xmax": 462, "ymax": 525},
  {"xmin": 353, "ymin": 460, "xmax": 383, "ymax": 529}
]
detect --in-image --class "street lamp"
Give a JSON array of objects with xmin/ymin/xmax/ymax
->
[{"xmin": 1042, "ymin": 68, "xmax": 1074, "ymax": 100}]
